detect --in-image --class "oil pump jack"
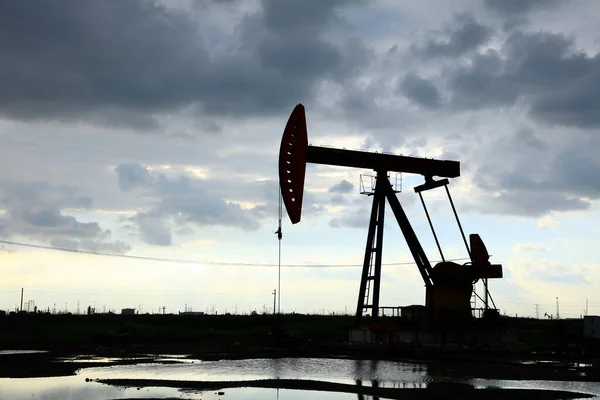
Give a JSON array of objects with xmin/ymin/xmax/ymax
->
[{"xmin": 278, "ymin": 104, "xmax": 503, "ymax": 328}]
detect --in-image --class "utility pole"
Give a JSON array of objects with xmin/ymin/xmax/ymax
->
[
  {"xmin": 276, "ymin": 192, "xmax": 283, "ymax": 315},
  {"xmin": 535, "ymin": 304, "xmax": 540, "ymax": 319},
  {"xmin": 272, "ymin": 289, "xmax": 277, "ymax": 315},
  {"xmin": 586, "ymin": 299, "xmax": 589, "ymax": 316},
  {"xmin": 556, "ymin": 297, "xmax": 560, "ymax": 320},
  {"xmin": 20, "ymin": 288, "xmax": 23, "ymax": 312}
]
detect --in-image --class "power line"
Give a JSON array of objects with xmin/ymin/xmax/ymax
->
[
  {"xmin": 0, "ymin": 239, "xmax": 198, "ymax": 264},
  {"xmin": 0, "ymin": 239, "xmax": 469, "ymax": 268},
  {"xmin": 11, "ymin": 290, "xmax": 247, "ymax": 296}
]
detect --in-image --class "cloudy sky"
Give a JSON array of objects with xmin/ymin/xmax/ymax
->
[{"xmin": 1, "ymin": 0, "xmax": 599, "ymax": 318}]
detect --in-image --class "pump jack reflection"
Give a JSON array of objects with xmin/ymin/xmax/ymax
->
[{"xmin": 355, "ymin": 379, "xmax": 380, "ymax": 400}]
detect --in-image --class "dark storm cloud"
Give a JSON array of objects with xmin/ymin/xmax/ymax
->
[
  {"xmin": 401, "ymin": 14, "xmax": 600, "ymax": 217},
  {"xmin": 0, "ymin": 181, "xmax": 130, "ymax": 253},
  {"xmin": 329, "ymin": 179, "xmax": 354, "ymax": 193},
  {"xmin": 398, "ymin": 72, "xmax": 441, "ymax": 109},
  {"xmin": 483, "ymin": 0, "xmax": 562, "ymax": 16},
  {"xmin": 261, "ymin": 0, "xmax": 359, "ymax": 32},
  {"xmin": 412, "ymin": 13, "xmax": 493, "ymax": 59},
  {"xmin": 0, "ymin": 1, "xmax": 209, "ymax": 125},
  {"xmin": 467, "ymin": 130, "xmax": 599, "ymax": 216},
  {"xmin": 339, "ymin": 85, "xmax": 380, "ymax": 117},
  {"xmin": 115, "ymin": 163, "xmax": 158, "ymax": 192},
  {"xmin": 447, "ymin": 31, "xmax": 600, "ymax": 128},
  {"xmin": 447, "ymin": 50, "xmax": 519, "ymax": 109},
  {"xmin": 19, "ymin": 209, "xmax": 102, "ymax": 237},
  {"xmin": 1, "ymin": 181, "xmax": 93, "ymax": 210},
  {"xmin": 493, "ymin": 143, "xmax": 600, "ymax": 202},
  {"xmin": 513, "ymin": 128, "xmax": 546, "ymax": 150},
  {"xmin": 0, "ymin": 0, "xmax": 368, "ymax": 127},
  {"xmin": 475, "ymin": 191, "xmax": 591, "ymax": 217},
  {"xmin": 127, "ymin": 212, "xmax": 173, "ymax": 246}
]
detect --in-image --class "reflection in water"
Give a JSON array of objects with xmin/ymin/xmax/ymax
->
[
  {"xmin": 354, "ymin": 379, "xmax": 479, "ymax": 400},
  {"xmin": 272, "ymin": 356, "xmax": 283, "ymax": 379},
  {"xmin": 2, "ymin": 357, "xmax": 600, "ymax": 399},
  {"xmin": 0, "ymin": 375, "xmax": 186, "ymax": 400},
  {"xmin": 350, "ymin": 357, "xmax": 427, "ymax": 387},
  {"xmin": 355, "ymin": 379, "xmax": 381, "ymax": 400}
]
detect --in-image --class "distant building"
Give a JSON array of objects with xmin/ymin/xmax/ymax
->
[
  {"xmin": 179, "ymin": 311, "xmax": 204, "ymax": 316},
  {"xmin": 121, "ymin": 308, "xmax": 136, "ymax": 315}
]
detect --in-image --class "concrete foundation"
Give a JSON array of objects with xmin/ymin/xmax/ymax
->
[{"xmin": 349, "ymin": 328, "xmax": 518, "ymax": 346}]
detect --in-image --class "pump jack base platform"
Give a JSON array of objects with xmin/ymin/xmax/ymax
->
[{"xmin": 349, "ymin": 316, "xmax": 516, "ymax": 348}]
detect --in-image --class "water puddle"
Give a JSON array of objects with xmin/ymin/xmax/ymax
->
[
  {"xmin": 0, "ymin": 377, "xmax": 357, "ymax": 400},
  {"xmin": 70, "ymin": 357, "xmax": 429, "ymax": 386},
  {"xmin": 56, "ymin": 354, "xmax": 201, "ymax": 365},
  {"xmin": 57, "ymin": 356, "xmax": 146, "ymax": 364},
  {"xmin": 1, "ymin": 357, "xmax": 599, "ymax": 399},
  {"xmin": 0, "ymin": 350, "xmax": 48, "ymax": 355}
]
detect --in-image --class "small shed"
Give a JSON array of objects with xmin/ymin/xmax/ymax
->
[{"xmin": 400, "ymin": 305, "xmax": 426, "ymax": 323}]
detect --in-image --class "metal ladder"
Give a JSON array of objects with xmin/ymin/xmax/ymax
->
[{"xmin": 363, "ymin": 249, "xmax": 376, "ymax": 313}]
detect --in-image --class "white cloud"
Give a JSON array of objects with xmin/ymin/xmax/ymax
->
[
  {"xmin": 513, "ymin": 243, "xmax": 549, "ymax": 253},
  {"xmin": 538, "ymin": 215, "xmax": 560, "ymax": 230}
]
